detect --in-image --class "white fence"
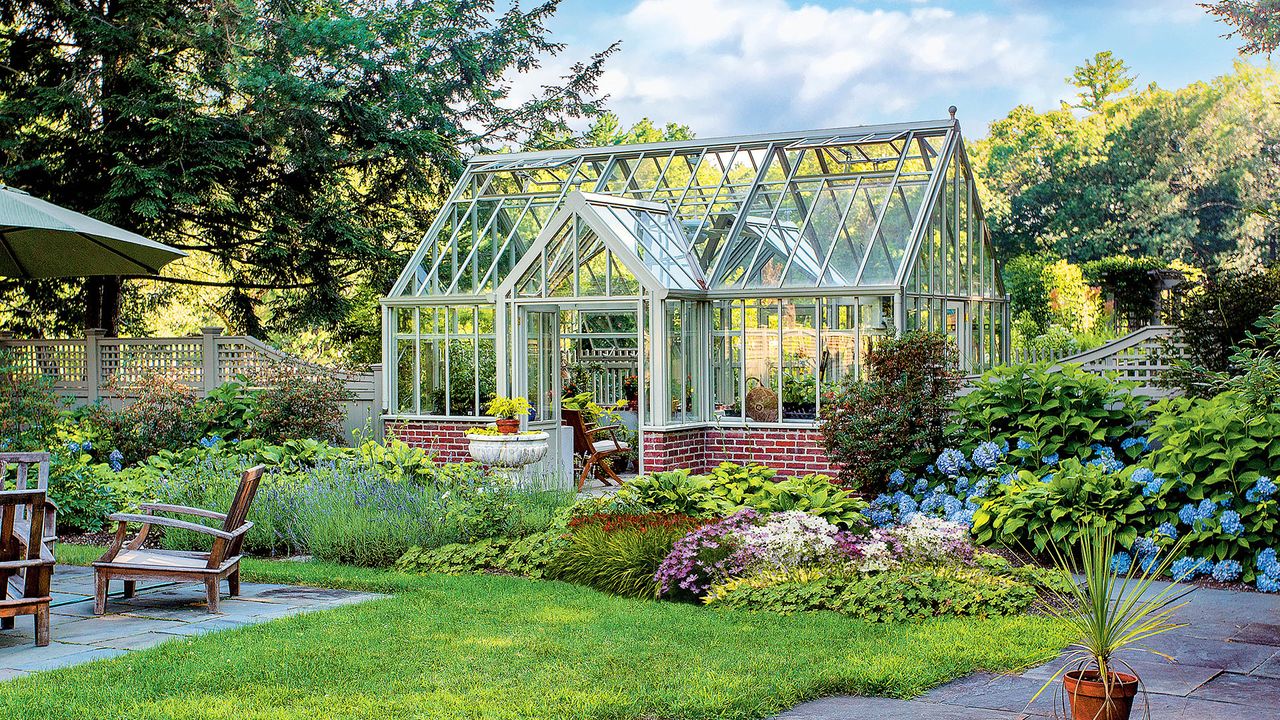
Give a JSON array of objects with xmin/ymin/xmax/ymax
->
[
  {"xmin": 0, "ymin": 327, "xmax": 382, "ymax": 442},
  {"xmin": 1046, "ymin": 324, "xmax": 1182, "ymax": 397}
]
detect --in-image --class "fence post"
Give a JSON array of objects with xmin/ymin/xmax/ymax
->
[
  {"xmin": 84, "ymin": 328, "xmax": 105, "ymax": 401},
  {"xmin": 201, "ymin": 327, "xmax": 223, "ymax": 394},
  {"xmin": 370, "ymin": 363, "xmax": 384, "ymax": 441}
]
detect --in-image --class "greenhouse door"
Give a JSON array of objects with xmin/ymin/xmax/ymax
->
[
  {"xmin": 518, "ymin": 307, "xmax": 572, "ymax": 487},
  {"xmin": 946, "ymin": 301, "xmax": 970, "ymax": 371}
]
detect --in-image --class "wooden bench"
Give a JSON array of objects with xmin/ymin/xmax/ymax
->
[
  {"xmin": 0, "ymin": 453, "xmax": 57, "ymax": 554},
  {"xmin": 94, "ymin": 465, "xmax": 264, "ymax": 615}
]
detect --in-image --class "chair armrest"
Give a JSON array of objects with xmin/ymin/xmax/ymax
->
[
  {"xmin": 0, "ymin": 558, "xmax": 53, "ymax": 570},
  {"xmin": 137, "ymin": 503, "xmax": 227, "ymax": 521},
  {"xmin": 107, "ymin": 513, "xmax": 244, "ymax": 541},
  {"xmin": 586, "ymin": 424, "xmax": 621, "ymax": 438}
]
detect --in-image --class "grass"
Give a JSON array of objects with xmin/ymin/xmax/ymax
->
[{"xmin": 10, "ymin": 544, "xmax": 1072, "ymax": 719}]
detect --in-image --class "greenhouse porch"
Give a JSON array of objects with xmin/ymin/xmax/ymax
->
[{"xmin": 382, "ymin": 115, "xmax": 1008, "ymax": 484}]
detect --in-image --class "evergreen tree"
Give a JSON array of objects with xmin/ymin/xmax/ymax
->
[{"xmin": 1069, "ymin": 51, "xmax": 1136, "ymax": 112}]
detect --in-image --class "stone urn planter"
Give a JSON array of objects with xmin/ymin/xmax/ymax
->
[{"xmin": 467, "ymin": 431, "xmax": 550, "ymax": 472}]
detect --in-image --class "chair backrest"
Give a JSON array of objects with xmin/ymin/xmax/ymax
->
[
  {"xmin": 0, "ymin": 489, "xmax": 47, "ymax": 563},
  {"xmin": 0, "ymin": 453, "xmax": 50, "ymax": 531},
  {"xmin": 211, "ymin": 465, "xmax": 264, "ymax": 563},
  {"xmin": 561, "ymin": 410, "xmax": 593, "ymax": 455},
  {"xmin": 0, "ymin": 453, "xmax": 50, "ymax": 493}
]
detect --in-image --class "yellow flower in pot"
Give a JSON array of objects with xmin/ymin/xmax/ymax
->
[
  {"xmin": 1031, "ymin": 526, "xmax": 1191, "ymax": 720},
  {"xmin": 485, "ymin": 396, "xmax": 532, "ymax": 434}
]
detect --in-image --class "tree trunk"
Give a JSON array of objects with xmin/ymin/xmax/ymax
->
[{"xmin": 84, "ymin": 276, "xmax": 123, "ymax": 335}]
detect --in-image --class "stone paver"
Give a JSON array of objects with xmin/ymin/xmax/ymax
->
[
  {"xmin": 0, "ymin": 568, "xmax": 386, "ymax": 678},
  {"xmin": 771, "ymin": 582, "xmax": 1280, "ymax": 719}
]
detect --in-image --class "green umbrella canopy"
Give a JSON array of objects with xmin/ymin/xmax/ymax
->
[{"xmin": 0, "ymin": 184, "xmax": 186, "ymax": 279}]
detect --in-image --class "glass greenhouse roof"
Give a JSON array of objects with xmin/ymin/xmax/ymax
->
[{"xmin": 390, "ymin": 118, "xmax": 995, "ymax": 298}]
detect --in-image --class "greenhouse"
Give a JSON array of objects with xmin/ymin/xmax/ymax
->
[{"xmin": 382, "ymin": 115, "xmax": 1008, "ymax": 477}]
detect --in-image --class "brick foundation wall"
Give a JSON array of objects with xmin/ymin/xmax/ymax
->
[
  {"xmin": 388, "ymin": 418, "xmax": 838, "ymax": 478},
  {"xmin": 641, "ymin": 426, "xmax": 837, "ymax": 477},
  {"xmin": 385, "ymin": 419, "xmax": 488, "ymax": 463}
]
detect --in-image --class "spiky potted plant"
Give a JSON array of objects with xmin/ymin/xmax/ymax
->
[
  {"xmin": 485, "ymin": 396, "xmax": 532, "ymax": 434},
  {"xmin": 1032, "ymin": 526, "xmax": 1191, "ymax": 720}
]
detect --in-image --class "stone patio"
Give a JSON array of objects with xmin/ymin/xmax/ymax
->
[
  {"xmin": 0, "ymin": 564, "xmax": 384, "ymax": 680},
  {"xmin": 774, "ymin": 582, "xmax": 1280, "ymax": 719}
]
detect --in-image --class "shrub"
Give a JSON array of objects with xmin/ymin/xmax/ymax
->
[
  {"xmin": 43, "ymin": 448, "xmax": 149, "ymax": 533},
  {"xmin": 617, "ymin": 462, "xmax": 868, "ymax": 528},
  {"xmin": 1168, "ymin": 266, "xmax": 1280, "ymax": 382},
  {"xmin": 85, "ymin": 373, "xmax": 204, "ymax": 465},
  {"xmin": 395, "ymin": 531, "xmax": 567, "ymax": 579},
  {"xmin": 972, "ymin": 459, "xmax": 1148, "ymax": 555},
  {"xmin": 950, "ymin": 362, "xmax": 1148, "ymax": 463},
  {"xmin": 245, "ymin": 364, "xmax": 348, "ymax": 444},
  {"xmin": 820, "ymin": 331, "xmax": 961, "ymax": 491},
  {"xmin": 704, "ymin": 564, "xmax": 1040, "ymax": 622},
  {"xmin": 550, "ymin": 513, "xmax": 704, "ymax": 598},
  {"xmin": 0, "ymin": 350, "xmax": 66, "ymax": 451}
]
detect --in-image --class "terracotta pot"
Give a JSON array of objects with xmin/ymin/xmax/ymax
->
[
  {"xmin": 495, "ymin": 418, "xmax": 521, "ymax": 434},
  {"xmin": 1063, "ymin": 669, "xmax": 1139, "ymax": 720}
]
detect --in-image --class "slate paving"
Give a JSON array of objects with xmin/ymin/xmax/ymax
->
[
  {"xmin": 773, "ymin": 582, "xmax": 1280, "ymax": 719},
  {"xmin": 0, "ymin": 564, "xmax": 385, "ymax": 679}
]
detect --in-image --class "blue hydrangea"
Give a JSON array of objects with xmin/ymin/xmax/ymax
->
[
  {"xmin": 999, "ymin": 472, "xmax": 1016, "ymax": 486},
  {"xmin": 1246, "ymin": 476, "xmax": 1276, "ymax": 503},
  {"xmin": 913, "ymin": 478, "xmax": 929, "ymax": 494},
  {"xmin": 948, "ymin": 509, "xmax": 975, "ymax": 526},
  {"xmin": 1040, "ymin": 473, "xmax": 1054, "ymax": 484},
  {"xmin": 1258, "ymin": 575, "xmax": 1280, "ymax": 593},
  {"xmin": 199, "ymin": 435, "xmax": 222, "ymax": 449},
  {"xmin": 868, "ymin": 508, "xmax": 894, "ymax": 527},
  {"xmin": 1170, "ymin": 556, "xmax": 1204, "ymax": 580},
  {"xmin": 1110, "ymin": 552, "xmax": 1133, "ymax": 574},
  {"xmin": 1211, "ymin": 559, "xmax": 1243, "ymax": 582},
  {"xmin": 971, "ymin": 441, "xmax": 1001, "ymax": 471},
  {"xmin": 108, "ymin": 449, "xmax": 124, "ymax": 473},
  {"xmin": 970, "ymin": 478, "xmax": 991, "ymax": 498},
  {"xmin": 1132, "ymin": 536, "xmax": 1158, "ymax": 560},
  {"xmin": 1041, "ymin": 452, "xmax": 1060, "ymax": 466},
  {"xmin": 1121, "ymin": 436, "xmax": 1148, "ymax": 452},
  {"xmin": 1219, "ymin": 510, "xmax": 1244, "ymax": 536},
  {"xmin": 887, "ymin": 470, "xmax": 907, "ymax": 489},
  {"xmin": 1156, "ymin": 522, "xmax": 1178, "ymax": 539},
  {"xmin": 1139, "ymin": 553, "xmax": 1161, "ymax": 574},
  {"xmin": 1196, "ymin": 499, "xmax": 1217, "ymax": 520},
  {"xmin": 1178, "ymin": 503, "xmax": 1199, "ymax": 526},
  {"xmin": 897, "ymin": 496, "xmax": 918, "ymax": 516},
  {"xmin": 925, "ymin": 465, "xmax": 936, "ymax": 475},
  {"xmin": 65, "ymin": 441, "xmax": 81, "ymax": 454},
  {"xmin": 1017, "ymin": 437, "xmax": 1033, "ymax": 451},
  {"xmin": 954, "ymin": 477, "xmax": 970, "ymax": 494},
  {"xmin": 920, "ymin": 494, "xmax": 944, "ymax": 513},
  {"xmin": 1219, "ymin": 493, "xmax": 1234, "ymax": 507},
  {"xmin": 936, "ymin": 448, "xmax": 967, "ymax": 477},
  {"xmin": 1256, "ymin": 549, "xmax": 1279, "ymax": 579},
  {"xmin": 942, "ymin": 496, "xmax": 963, "ymax": 517},
  {"xmin": 1131, "ymin": 467, "xmax": 1155, "ymax": 485}
]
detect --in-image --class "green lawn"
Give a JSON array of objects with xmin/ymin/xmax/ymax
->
[{"xmin": 7, "ymin": 545, "xmax": 1070, "ymax": 719}]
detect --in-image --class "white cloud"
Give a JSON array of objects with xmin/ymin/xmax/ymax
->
[{"xmin": 583, "ymin": 0, "xmax": 1056, "ymax": 135}]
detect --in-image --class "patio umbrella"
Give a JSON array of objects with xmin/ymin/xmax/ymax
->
[{"xmin": 0, "ymin": 184, "xmax": 185, "ymax": 279}]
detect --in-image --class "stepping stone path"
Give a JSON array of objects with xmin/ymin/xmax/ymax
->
[
  {"xmin": 774, "ymin": 581, "xmax": 1280, "ymax": 719},
  {"xmin": 0, "ymin": 564, "xmax": 384, "ymax": 679}
]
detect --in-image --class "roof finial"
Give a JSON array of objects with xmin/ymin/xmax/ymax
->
[{"xmin": 948, "ymin": 105, "xmax": 957, "ymax": 120}]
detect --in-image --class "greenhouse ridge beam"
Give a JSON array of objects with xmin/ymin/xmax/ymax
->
[{"xmin": 468, "ymin": 119, "xmax": 957, "ymax": 165}]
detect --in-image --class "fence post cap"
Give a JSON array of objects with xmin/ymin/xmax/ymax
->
[
  {"xmin": 201, "ymin": 326, "xmax": 225, "ymax": 336},
  {"xmin": 85, "ymin": 328, "xmax": 107, "ymax": 337}
]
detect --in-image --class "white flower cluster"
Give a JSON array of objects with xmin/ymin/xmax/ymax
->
[
  {"xmin": 737, "ymin": 510, "xmax": 842, "ymax": 570},
  {"xmin": 891, "ymin": 515, "xmax": 971, "ymax": 565}
]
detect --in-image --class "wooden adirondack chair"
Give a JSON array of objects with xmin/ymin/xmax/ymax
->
[
  {"xmin": 562, "ymin": 409, "xmax": 629, "ymax": 491},
  {"xmin": 0, "ymin": 453, "xmax": 57, "ymax": 553},
  {"xmin": 93, "ymin": 465, "xmax": 264, "ymax": 615},
  {"xmin": 0, "ymin": 488, "xmax": 55, "ymax": 646}
]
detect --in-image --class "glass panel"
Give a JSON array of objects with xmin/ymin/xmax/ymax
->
[
  {"xmin": 576, "ymin": 231, "xmax": 609, "ymax": 296},
  {"xmin": 744, "ymin": 299, "xmax": 780, "ymax": 420},
  {"xmin": 820, "ymin": 297, "xmax": 857, "ymax": 391},
  {"xmin": 781, "ymin": 298, "xmax": 818, "ymax": 421},
  {"xmin": 858, "ymin": 296, "xmax": 892, "ymax": 378},
  {"xmin": 712, "ymin": 300, "xmax": 744, "ymax": 419},
  {"xmin": 667, "ymin": 301, "xmax": 686, "ymax": 423},
  {"xmin": 823, "ymin": 184, "xmax": 887, "ymax": 286},
  {"xmin": 957, "ymin": 171, "xmax": 970, "ymax": 296},
  {"xmin": 861, "ymin": 181, "xmax": 926, "ymax": 286},
  {"xmin": 396, "ymin": 339, "xmax": 415, "ymax": 414}
]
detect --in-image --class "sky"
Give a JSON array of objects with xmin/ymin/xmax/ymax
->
[{"xmin": 508, "ymin": 0, "xmax": 1261, "ymax": 139}]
